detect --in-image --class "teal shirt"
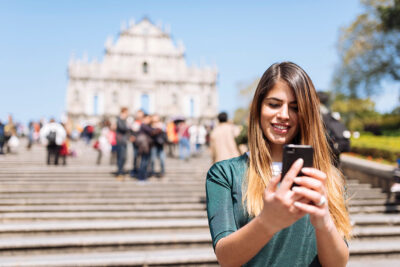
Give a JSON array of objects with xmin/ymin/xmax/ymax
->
[{"xmin": 206, "ymin": 154, "xmax": 321, "ymax": 267}]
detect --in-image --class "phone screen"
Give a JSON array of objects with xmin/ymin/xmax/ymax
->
[{"xmin": 281, "ymin": 144, "xmax": 314, "ymax": 183}]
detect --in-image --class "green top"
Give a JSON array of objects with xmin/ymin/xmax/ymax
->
[{"xmin": 206, "ymin": 154, "xmax": 321, "ymax": 267}]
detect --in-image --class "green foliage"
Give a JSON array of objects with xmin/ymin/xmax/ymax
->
[
  {"xmin": 233, "ymin": 77, "xmax": 259, "ymax": 127},
  {"xmin": 331, "ymin": 94, "xmax": 380, "ymax": 131},
  {"xmin": 351, "ymin": 134, "xmax": 400, "ymax": 162},
  {"xmin": 333, "ymin": 0, "xmax": 400, "ymax": 98},
  {"xmin": 235, "ymin": 124, "xmax": 248, "ymax": 145},
  {"xmin": 330, "ymin": 93, "xmax": 400, "ymax": 133},
  {"xmin": 233, "ymin": 108, "xmax": 249, "ymax": 126},
  {"xmin": 379, "ymin": 0, "xmax": 400, "ymax": 31}
]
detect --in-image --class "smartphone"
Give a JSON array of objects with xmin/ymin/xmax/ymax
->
[{"xmin": 281, "ymin": 144, "xmax": 314, "ymax": 185}]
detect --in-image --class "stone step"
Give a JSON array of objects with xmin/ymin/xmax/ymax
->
[
  {"xmin": 0, "ymin": 196, "xmax": 205, "ymax": 205},
  {"xmin": 0, "ymin": 247, "xmax": 217, "ymax": 267},
  {"xmin": 0, "ymin": 203, "xmax": 206, "ymax": 212},
  {"xmin": 349, "ymin": 238, "xmax": 400, "ymax": 255},
  {"xmin": 0, "ymin": 181, "xmax": 206, "ymax": 187},
  {"xmin": 0, "ymin": 210, "xmax": 207, "ymax": 221},
  {"xmin": 0, "ymin": 218, "xmax": 209, "ymax": 234},
  {"xmin": 351, "ymin": 213, "xmax": 400, "ymax": 226},
  {"xmin": 349, "ymin": 205, "xmax": 400, "ymax": 214},
  {"xmin": 349, "ymin": 199, "xmax": 398, "ymax": 207},
  {"xmin": 0, "ymin": 230, "xmax": 212, "ymax": 251},
  {"xmin": 348, "ymin": 255, "xmax": 400, "ymax": 267},
  {"xmin": 352, "ymin": 225, "xmax": 400, "ymax": 238},
  {"xmin": 0, "ymin": 187, "xmax": 205, "ymax": 194},
  {"xmin": 347, "ymin": 192, "xmax": 387, "ymax": 199},
  {"xmin": 347, "ymin": 187, "xmax": 382, "ymax": 193},
  {"xmin": 0, "ymin": 192, "xmax": 206, "ymax": 199}
]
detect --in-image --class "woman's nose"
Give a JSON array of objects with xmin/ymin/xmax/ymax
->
[{"xmin": 277, "ymin": 105, "xmax": 289, "ymax": 120}]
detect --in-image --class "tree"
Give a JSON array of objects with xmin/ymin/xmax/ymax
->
[
  {"xmin": 331, "ymin": 94, "xmax": 381, "ymax": 131},
  {"xmin": 233, "ymin": 77, "xmax": 260, "ymax": 125},
  {"xmin": 333, "ymin": 0, "xmax": 400, "ymax": 99}
]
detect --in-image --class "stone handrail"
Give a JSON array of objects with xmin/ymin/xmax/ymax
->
[{"xmin": 340, "ymin": 154, "xmax": 396, "ymax": 197}]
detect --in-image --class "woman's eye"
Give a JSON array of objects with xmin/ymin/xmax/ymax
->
[
  {"xmin": 268, "ymin": 103, "xmax": 281, "ymax": 108},
  {"xmin": 290, "ymin": 106, "xmax": 298, "ymax": 111}
]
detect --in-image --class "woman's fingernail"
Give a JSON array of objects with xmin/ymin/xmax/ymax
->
[
  {"xmin": 292, "ymin": 186, "xmax": 301, "ymax": 192},
  {"xmin": 302, "ymin": 167, "xmax": 311, "ymax": 173},
  {"xmin": 296, "ymin": 158, "xmax": 304, "ymax": 166}
]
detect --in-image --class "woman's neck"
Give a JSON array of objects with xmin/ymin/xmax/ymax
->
[{"xmin": 270, "ymin": 143, "xmax": 283, "ymax": 162}]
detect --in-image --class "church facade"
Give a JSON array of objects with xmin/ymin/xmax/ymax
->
[{"xmin": 66, "ymin": 18, "xmax": 218, "ymax": 124}]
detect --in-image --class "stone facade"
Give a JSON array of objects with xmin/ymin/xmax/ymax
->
[{"xmin": 66, "ymin": 18, "xmax": 218, "ymax": 124}]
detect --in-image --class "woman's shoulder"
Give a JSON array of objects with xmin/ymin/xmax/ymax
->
[{"xmin": 207, "ymin": 153, "xmax": 248, "ymax": 185}]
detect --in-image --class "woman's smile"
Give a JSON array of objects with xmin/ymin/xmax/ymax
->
[{"xmin": 260, "ymin": 79, "xmax": 299, "ymax": 148}]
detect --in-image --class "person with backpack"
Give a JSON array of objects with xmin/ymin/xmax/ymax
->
[
  {"xmin": 134, "ymin": 114, "xmax": 154, "ymax": 181},
  {"xmin": 39, "ymin": 118, "xmax": 67, "ymax": 165},
  {"xmin": 317, "ymin": 92, "xmax": 351, "ymax": 167}
]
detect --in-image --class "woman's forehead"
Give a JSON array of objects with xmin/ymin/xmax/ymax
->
[{"xmin": 265, "ymin": 81, "xmax": 296, "ymax": 102}]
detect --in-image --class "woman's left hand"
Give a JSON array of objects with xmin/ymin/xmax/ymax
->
[{"xmin": 290, "ymin": 167, "xmax": 335, "ymax": 232}]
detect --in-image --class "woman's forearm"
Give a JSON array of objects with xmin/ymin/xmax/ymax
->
[
  {"xmin": 315, "ymin": 222, "xmax": 349, "ymax": 267},
  {"xmin": 215, "ymin": 216, "xmax": 276, "ymax": 266}
]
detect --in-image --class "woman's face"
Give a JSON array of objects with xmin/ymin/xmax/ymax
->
[{"xmin": 260, "ymin": 80, "xmax": 299, "ymax": 146}]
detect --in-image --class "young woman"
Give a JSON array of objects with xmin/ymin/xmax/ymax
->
[{"xmin": 206, "ymin": 62, "xmax": 351, "ymax": 267}]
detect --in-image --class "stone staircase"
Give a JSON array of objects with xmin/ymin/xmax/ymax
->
[{"xmin": 0, "ymin": 140, "xmax": 399, "ymax": 266}]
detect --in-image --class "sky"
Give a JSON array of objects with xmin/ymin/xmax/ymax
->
[{"xmin": 0, "ymin": 0, "xmax": 398, "ymax": 125}]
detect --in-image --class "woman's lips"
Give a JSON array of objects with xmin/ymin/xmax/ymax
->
[{"xmin": 271, "ymin": 123, "xmax": 290, "ymax": 134}]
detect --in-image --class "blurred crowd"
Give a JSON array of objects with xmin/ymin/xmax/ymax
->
[{"xmin": 0, "ymin": 111, "xmax": 244, "ymax": 182}]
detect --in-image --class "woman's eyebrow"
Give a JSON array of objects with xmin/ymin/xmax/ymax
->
[
  {"xmin": 265, "ymin": 97, "xmax": 297, "ymax": 104},
  {"xmin": 265, "ymin": 97, "xmax": 282, "ymax": 102}
]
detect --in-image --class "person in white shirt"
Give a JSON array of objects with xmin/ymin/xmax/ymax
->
[{"xmin": 39, "ymin": 118, "xmax": 67, "ymax": 165}]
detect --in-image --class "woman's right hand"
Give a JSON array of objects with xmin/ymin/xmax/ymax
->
[{"xmin": 258, "ymin": 158, "xmax": 306, "ymax": 235}]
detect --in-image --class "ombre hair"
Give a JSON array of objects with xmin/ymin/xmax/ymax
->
[{"xmin": 244, "ymin": 62, "xmax": 352, "ymax": 240}]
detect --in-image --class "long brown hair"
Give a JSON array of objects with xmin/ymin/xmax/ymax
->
[{"xmin": 244, "ymin": 62, "xmax": 352, "ymax": 240}]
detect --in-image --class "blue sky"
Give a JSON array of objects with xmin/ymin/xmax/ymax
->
[{"xmin": 0, "ymin": 0, "xmax": 398, "ymax": 124}]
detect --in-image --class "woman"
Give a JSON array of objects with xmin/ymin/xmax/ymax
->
[{"xmin": 206, "ymin": 62, "xmax": 351, "ymax": 266}]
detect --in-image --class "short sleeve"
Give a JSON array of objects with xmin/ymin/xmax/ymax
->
[{"xmin": 206, "ymin": 162, "xmax": 238, "ymax": 249}]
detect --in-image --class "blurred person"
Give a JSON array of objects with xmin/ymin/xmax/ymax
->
[
  {"xmin": 189, "ymin": 121, "xmax": 207, "ymax": 157},
  {"xmin": 177, "ymin": 119, "xmax": 191, "ymax": 161},
  {"xmin": 150, "ymin": 114, "xmax": 167, "ymax": 178},
  {"xmin": 94, "ymin": 120, "xmax": 112, "ymax": 165},
  {"xmin": 130, "ymin": 109, "xmax": 145, "ymax": 177},
  {"xmin": 134, "ymin": 114, "xmax": 154, "ymax": 181},
  {"xmin": 27, "ymin": 121, "xmax": 34, "ymax": 150},
  {"xmin": 166, "ymin": 119, "xmax": 178, "ymax": 157},
  {"xmin": 206, "ymin": 62, "xmax": 350, "ymax": 266},
  {"xmin": 82, "ymin": 124, "xmax": 95, "ymax": 145},
  {"xmin": 209, "ymin": 112, "xmax": 240, "ymax": 163},
  {"xmin": 108, "ymin": 122, "xmax": 117, "ymax": 165},
  {"xmin": 33, "ymin": 122, "xmax": 41, "ymax": 143},
  {"xmin": 39, "ymin": 118, "xmax": 67, "ymax": 165},
  {"xmin": 59, "ymin": 123, "xmax": 69, "ymax": 165},
  {"xmin": 116, "ymin": 107, "xmax": 129, "ymax": 180},
  {"xmin": 0, "ymin": 120, "xmax": 4, "ymax": 154},
  {"xmin": 4, "ymin": 114, "xmax": 16, "ymax": 154},
  {"xmin": 317, "ymin": 91, "xmax": 351, "ymax": 168}
]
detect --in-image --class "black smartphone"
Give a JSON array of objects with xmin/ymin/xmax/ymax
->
[{"xmin": 281, "ymin": 144, "xmax": 314, "ymax": 184}]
